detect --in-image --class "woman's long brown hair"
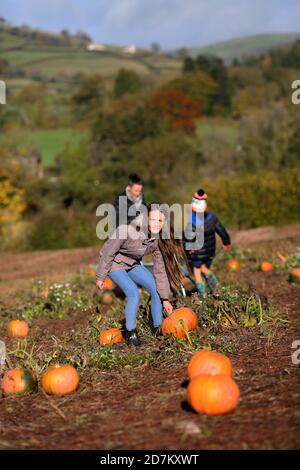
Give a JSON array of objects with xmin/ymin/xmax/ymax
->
[{"xmin": 148, "ymin": 204, "xmax": 191, "ymax": 294}]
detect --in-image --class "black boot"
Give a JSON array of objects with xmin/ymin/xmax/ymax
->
[
  {"xmin": 151, "ymin": 326, "xmax": 163, "ymax": 337},
  {"xmin": 125, "ymin": 328, "xmax": 142, "ymax": 347}
]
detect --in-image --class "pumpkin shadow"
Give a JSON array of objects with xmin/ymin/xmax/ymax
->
[
  {"xmin": 114, "ymin": 286, "xmax": 126, "ymax": 300},
  {"xmin": 181, "ymin": 379, "xmax": 190, "ymax": 389},
  {"xmin": 181, "ymin": 400, "xmax": 197, "ymax": 414}
]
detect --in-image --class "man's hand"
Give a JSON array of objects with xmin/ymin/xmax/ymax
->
[
  {"xmin": 96, "ymin": 280, "xmax": 105, "ymax": 290},
  {"xmin": 163, "ymin": 300, "xmax": 173, "ymax": 315}
]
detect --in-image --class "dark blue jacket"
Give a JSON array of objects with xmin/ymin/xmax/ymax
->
[{"xmin": 183, "ymin": 211, "xmax": 231, "ymax": 261}]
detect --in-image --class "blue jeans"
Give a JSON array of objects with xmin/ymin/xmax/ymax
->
[{"xmin": 109, "ymin": 265, "xmax": 163, "ymax": 331}]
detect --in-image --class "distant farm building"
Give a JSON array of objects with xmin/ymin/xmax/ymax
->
[
  {"xmin": 123, "ymin": 44, "xmax": 137, "ymax": 54},
  {"xmin": 87, "ymin": 43, "xmax": 106, "ymax": 52}
]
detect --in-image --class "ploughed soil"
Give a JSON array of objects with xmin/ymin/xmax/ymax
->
[{"xmin": 0, "ymin": 224, "xmax": 299, "ymax": 450}]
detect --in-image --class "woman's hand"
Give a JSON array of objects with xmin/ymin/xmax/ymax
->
[
  {"xmin": 96, "ymin": 280, "xmax": 105, "ymax": 290},
  {"xmin": 163, "ymin": 300, "xmax": 173, "ymax": 316}
]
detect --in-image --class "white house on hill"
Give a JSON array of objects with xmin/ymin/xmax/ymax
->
[
  {"xmin": 87, "ymin": 43, "xmax": 106, "ymax": 52},
  {"xmin": 123, "ymin": 44, "xmax": 137, "ymax": 54}
]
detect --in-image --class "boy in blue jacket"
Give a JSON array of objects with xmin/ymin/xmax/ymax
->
[{"xmin": 183, "ymin": 189, "xmax": 232, "ymax": 297}]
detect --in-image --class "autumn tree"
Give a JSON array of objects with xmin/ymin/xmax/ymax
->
[
  {"xmin": 183, "ymin": 55, "xmax": 232, "ymax": 111},
  {"xmin": 72, "ymin": 74, "xmax": 104, "ymax": 119},
  {"xmin": 151, "ymin": 89, "xmax": 202, "ymax": 132},
  {"xmin": 113, "ymin": 69, "xmax": 143, "ymax": 98},
  {"xmin": 161, "ymin": 72, "xmax": 217, "ymax": 114}
]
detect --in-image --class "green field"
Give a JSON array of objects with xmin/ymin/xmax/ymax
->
[
  {"xmin": 0, "ymin": 31, "xmax": 28, "ymax": 49},
  {"xmin": 2, "ymin": 128, "xmax": 88, "ymax": 165}
]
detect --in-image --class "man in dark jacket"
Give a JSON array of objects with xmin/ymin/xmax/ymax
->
[
  {"xmin": 113, "ymin": 173, "xmax": 146, "ymax": 228},
  {"xmin": 183, "ymin": 189, "xmax": 232, "ymax": 297}
]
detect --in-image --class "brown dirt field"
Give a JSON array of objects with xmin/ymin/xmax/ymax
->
[{"xmin": 0, "ymin": 224, "xmax": 299, "ymax": 450}]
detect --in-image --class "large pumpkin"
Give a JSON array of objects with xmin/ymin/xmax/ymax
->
[
  {"xmin": 227, "ymin": 259, "xmax": 241, "ymax": 272},
  {"xmin": 41, "ymin": 364, "xmax": 80, "ymax": 395},
  {"xmin": 260, "ymin": 261, "xmax": 273, "ymax": 272},
  {"xmin": 188, "ymin": 349, "xmax": 232, "ymax": 379},
  {"xmin": 162, "ymin": 307, "xmax": 198, "ymax": 339},
  {"xmin": 187, "ymin": 374, "xmax": 240, "ymax": 415},
  {"xmin": 99, "ymin": 328, "xmax": 122, "ymax": 345},
  {"xmin": 289, "ymin": 267, "xmax": 300, "ymax": 284},
  {"xmin": 7, "ymin": 320, "xmax": 29, "ymax": 338},
  {"xmin": 1, "ymin": 369, "xmax": 37, "ymax": 396},
  {"xmin": 104, "ymin": 277, "xmax": 115, "ymax": 290}
]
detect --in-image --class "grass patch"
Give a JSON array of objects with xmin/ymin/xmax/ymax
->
[
  {"xmin": 0, "ymin": 277, "xmax": 96, "ymax": 329},
  {"xmin": 0, "ymin": 128, "xmax": 88, "ymax": 166}
]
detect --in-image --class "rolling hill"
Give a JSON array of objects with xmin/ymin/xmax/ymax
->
[
  {"xmin": 0, "ymin": 24, "xmax": 182, "ymax": 84},
  {"xmin": 176, "ymin": 32, "xmax": 300, "ymax": 62}
]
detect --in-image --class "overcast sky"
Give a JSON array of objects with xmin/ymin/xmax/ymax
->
[{"xmin": 1, "ymin": 0, "xmax": 299, "ymax": 49}]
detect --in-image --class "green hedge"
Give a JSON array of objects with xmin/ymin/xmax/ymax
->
[
  {"xmin": 202, "ymin": 167, "xmax": 300, "ymax": 229},
  {"xmin": 27, "ymin": 212, "xmax": 98, "ymax": 250}
]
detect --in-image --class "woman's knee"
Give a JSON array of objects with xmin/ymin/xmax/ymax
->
[{"xmin": 126, "ymin": 284, "xmax": 140, "ymax": 303}]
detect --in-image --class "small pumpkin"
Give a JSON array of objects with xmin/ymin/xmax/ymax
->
[
  {"xmin": 162, "ymin": 307, "xmax": 198, "ymax": 339},
  {"xmin": 187, "ymin": 374, "xmax": 240, "ymax": 415},
  {"xmin": 260, "ymin": 261, "xmax": 273, "ymax": 272},
  {"xmin": 289, "ymin": 267, "xmax": 300, "ymax": 284},
  {"xmin": 41, "ymin": 364, "xmax": 80, "ymax": 395},
  {"xmin": 86, "ymin": 268, "xmax": 96, "ymax": 277},
  {"xmin": 227, "ymin": 259, "xmax": 241, "ymax": 272},
  {"xmin": 104, "ymin": 277, "xmax": 115, "ymax": 290},
  {"xmin": 7, "ymin": 320, "xmax": 29, "ymax": 338},
  {"xmin": 1, "ymin": 369, "xmax": 37, "ymax": 396},
  {"xmin": 188, "ymin": 349, "xmax": 232, "ymax": 379},
  {"xmin": 101, "ymin": 292, "xmax": 114, "ymax": 305},
  {"xmin": 40, "ymin": 289, "xmax": 49, "ymax": 298},
  {"xmin": 99, "ymin": 328, "xmax": 122, "ymax": 345}
]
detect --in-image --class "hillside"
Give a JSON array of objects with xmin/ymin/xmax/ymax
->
[
  {"xmin": 0, "ymin": 24, "xmax": 182, "ymax": 83},
  {"xmin": 177, "ymin": 32, "xmax": 300, "ymax": 62}
]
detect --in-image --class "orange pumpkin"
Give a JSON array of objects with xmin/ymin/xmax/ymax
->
[
  {"xmin": 7, "ymin": 320, "xmax": 29, "ymax": 338},
  {"xmin": 101, "ymin": 292, "xmax": 114, "ymax": 305},
  {"xmin": 104, "ymin": 277, "xmax": 115, "ymax": 290},
  {"xmin": 162, "ymin": 307, "xmax": 198, "ymax": 339},
  {"xmin": 260, "ymin": 261, "xmax": 273, "ymax": 272},
  {"xmin": 289, "ymin": 267, "xmax": 300, "ymax": 284},
  {"xmin": 187, "ymin": 374, "xmax": 240, "ymax": 415},
  {"xmin": 41, "ymin": 364, "xmax": 80, "ymax": 395},
  {"xmin": 99, "ymin": 328, "xmax": 122, "ymax": 345},
  {"xmin": 1, "ymin": 369, "xmax": 37, "ymax": 396},
  {"xmin": 188, "ymin": 349, "xmax": 232, "ymax": 379},
  {"xmin": 227, "ymin": 259, "xmax": 241, "ymax": 272}
]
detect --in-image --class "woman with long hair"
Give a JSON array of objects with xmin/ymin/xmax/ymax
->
[{"xmin": 96, "ymin": 203, "xmax": 186, "ymax": 346}]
